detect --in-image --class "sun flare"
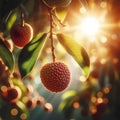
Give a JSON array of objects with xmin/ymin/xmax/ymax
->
[{"xmin": 80, "ymin": 17, "xmax": 100, "ymax": 35}]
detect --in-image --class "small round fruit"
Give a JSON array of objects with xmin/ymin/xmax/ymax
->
[
  {"xmin": 44, "ymin": 103, "xmax": 53, "ymax": 112},
  {"xmin": 40, "ymin": 62, "xmax": 71, "ymax": 92},
  {"xmin": 42, "ymin": 0, "xmax": 72, "ymax": 8},
  {"xmin": 1, "ymin": 86, "xmax": 22, "ymax": 103},
  {"xmin": 10, "ymin": 23, "xmax": 33, "ymax": 48},
  {"xmin": 36, "ymin": 96, "xmax": 45, "ymax": 105},
  {"xmin": 26, "ymin": 98, "xmax": 36, "ymax": 109}
]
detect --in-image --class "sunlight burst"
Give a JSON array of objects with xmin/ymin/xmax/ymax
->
[{"xmin": 81, "ymin": 17, "xmax": 100, "ymax": 35}]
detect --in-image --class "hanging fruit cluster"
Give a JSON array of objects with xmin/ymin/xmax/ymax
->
[{"xmin": 0, "ymin": 0, "xmax": 91, "ymax": 120}]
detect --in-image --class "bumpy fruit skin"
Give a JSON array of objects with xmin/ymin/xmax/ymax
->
[
  {"xmin": 42, "ymin": 0, "xmax": 72, "ymax": 8},
  {"xmin": 10, "ymin": 23, "xmax": 33, "ymax": 48},
  {"xmin": 40, "ymin": 62, "xmax": 71, "ymax": 92}
]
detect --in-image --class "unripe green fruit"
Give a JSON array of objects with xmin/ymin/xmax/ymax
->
[
  {"xmin": 40, "ymin": 62, "xmax": 71, "ymax": 92},
  {"xmin": 10, "ymin": 23, "xmax": 33, "ymax": 48},
  {"xmin": 42, "ymin": 0, "xmax": 72, "ymax": 8}
]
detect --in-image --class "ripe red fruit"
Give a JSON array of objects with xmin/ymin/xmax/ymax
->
[
  {"xmin": 26, "ymin": 98, "xmax": 36, "ymax": 109},
  {"xmin": 1, "ymin": 86, "xmax": 22, "ymax": 103},
  {"xmin": 10, "ymin": 23, "xmax": 33, "ymax": 48},
  {"xmin": 36, "ymin": 96, "xmax": 45, "ymax": 105},
  {"xmin": 40, "ymin": 62, "xmax": 71, "ymax": 92}
]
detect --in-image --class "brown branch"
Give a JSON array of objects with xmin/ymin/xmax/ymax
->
[{"xmin": 49, "ymin": 9, "xmax": 56, "ymax": 62}]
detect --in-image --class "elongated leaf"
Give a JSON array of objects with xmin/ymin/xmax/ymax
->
[
  {"xmin": 6, "ymin": 11, "xmax": 17, "ymax": 31},
  {"xmin": 57, "ymin": 33, "xmax": 90, "ymax": 78},
  {"xmin": 18, "ymin": 33, "xmax": 47, "ymax": 78},
  {"xmin": 62, "ymin": 90, "xmax": 77, "ymax": 100},
  {"xmin": 4, "ymin": 11, "xmax": 17, "ymax": 36},
  {"xmin": 58, "ymin": 100, "xmax": 68, "ymax": 111},
  {"xmin": 0, "ymin": 39, "xmax": 14, "ymax": 71},
  {"xmin": 55, "ymin": 7, "xmax": 68, "ymax": 22}
]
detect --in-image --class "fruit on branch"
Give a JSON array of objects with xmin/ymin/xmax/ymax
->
[
  {"xmin": 26, "ymin": 98, "xmax": 36, "ymax": 109},
  {"xmin": 36, "ymin": 96, "xmax": 45, "ymax": 105},
  {"xmin": 42, "ymin": 0, "xmax": 72, "ymax": 8},
  {"xmin": 44, "ymin": 103, "xmax": 53, "ymax": 112},
  {"xmin": 10, "ymin": 23, "xmax": 33, "ymax": 48},
  {"xmin": 40, "ymin": 62, "xmax": 71, "ymax": 92},
  {"xmin": 1, "ymin": 86, "xmax": 22, "ymax": 103}
]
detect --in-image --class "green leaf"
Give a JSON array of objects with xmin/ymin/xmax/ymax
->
[
  {"xmin": 18, "ymin": 33, "xmax": 47, "ymax": 78},
  {"xmin": 57, "ymin": 33, "xmax": 90, "ymax": 78},
  {"xmin": 0, "ymin": 0, "xmax": 24, "ymax": 32},
  {"xmin": 6, "ymin": 11, "xmax": 17, "ymax": 31},
  {"xmin": 62, "ymin": 90, "xmax": 77, "ymax": 100},
  {"xmin": 4, "ymin": 11, "xmax": 17, "ymax": 36},
  {"xmin": 0, "ymin": 39, "xmax": 14, "ymax": 72},
  {"xmin": 58, "ymin": 100, "xmax": 68, "ymax": 111},
  {"xmin": 55, "ymin": 7, "xmax": 68, "ymax": 22}
]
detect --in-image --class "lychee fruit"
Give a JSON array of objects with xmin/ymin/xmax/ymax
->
[
  {"xmin": 1, "ymin": 86, "xmax": 22, "ymax": 103},
  {"xmin": 10, "ymin": 23, "xmax": 33, "ymax": 48},
  {"xmin": 44, "ymin": 103, "xmax": 53, "ymax": 112},
  {"xmin": 40, "ymin": 62, "xmax": 71, "ymax": 92},
  {"xmin": 36, "ymin": 96, "xmax": 45, "ymax": 105},
  {"xmin": 26, "ymin": 98, "xmax": 36, "ymax": 109}
]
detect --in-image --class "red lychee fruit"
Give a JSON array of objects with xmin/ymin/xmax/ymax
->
[
  {"xmin": 36, "ymin": 96, "xmax": 45, "ymax": 105},
  {"xmin": 26, "ymin": 98, "xmax": 36, "ymax": 109},
  {"xmin": 1, "ymin": 86, "xmax": 22, "ymax": 103},
  {"xmin": 10, "ymin": 23, "xmax": 33, "ymax": 48},
  {"xmin": 40, "ymin": 62, "xmax": 71, "ymax": 92}
]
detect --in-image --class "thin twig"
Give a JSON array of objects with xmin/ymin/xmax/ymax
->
[
  {"xmin": 19, "ymin": 5, "xmax": 25, "ymax": 27},
  {"xmin": 49, "ymin": 9, "xmax": 56, "ymax": 62}
]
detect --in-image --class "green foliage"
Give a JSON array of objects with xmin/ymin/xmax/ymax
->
[
  {"xmin": 57, "ymin": 33, "xmax": 90, "ymax": 78},
  {"xmin": 0, "ymin": 1, "xmax": 93, "ymax": 119},
  {"xmin": 62, "ymin": 90, "xmax": 77, "ymax": 100},
  {"xmin": 55, "ymin": 7, "xmax": 68, "ymax": 22},
  {"xmin": 42, "ymin": 0, "xmax": 72, "ymax": 8},
  {"xmin": 18, "ymin": 33, "xmax": 47, "ymax": 78},
  {"xmin": 0, "ymin": 101, "xmax": 29, "ymax": 120},
  {"xmin": 0, "ymin": 39, "xmax": 14, "ymax": 72},
  {"xmin": 58, "ymin": 90, "xmax": 77, "ymax": 111},
  {"xmin": 0, "ymin": 0, "xmax": 25, "ymax": 32},
  {"xmin": 5, "ymin": 11, "xmax": 17, "ymax": 36}
]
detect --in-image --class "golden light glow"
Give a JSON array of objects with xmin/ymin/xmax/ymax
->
[
  {"xmin": 11, "ymin": 108, "xmax": 18, "ymax": 116},
  {"xmin": 20, "ymin": 113, "xmax": 27, "ymax": 120},
  {"xmin": 79, "ymin": 75, "xmax": 86, "ymax": 82},
  {"xmin": 73, "ymin": 102, "xmax": 80, "ymax": 109},
  {"xmin": 91, "ymin": 97, "xmax": 97, "ymax": 103},
  {"xmin": 97, "ymin": 92, "xmax": 103, "ymax": 98},
  {"xmin": 80, "ymin": 17, "xmax": 100, "ymax": 35},
  {"xmin": 97, "ymin": 98, "xmax": 103, "ymax": 104},
  {"xmin": 91, "ymin": 106, "xmax": 97, "ymax": 114}
]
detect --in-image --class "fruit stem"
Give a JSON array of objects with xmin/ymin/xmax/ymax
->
[
  {"xmin": 49, "ymin": 9, "xmax": 56, "ymax": 62},
  {"xmin": 19, "ymin": 5, "xmax": 25, "ymax": 27}
]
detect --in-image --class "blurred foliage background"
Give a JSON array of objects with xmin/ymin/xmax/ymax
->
[{"xmin": 0, "ymin": 0, "xmax": 120, "ymax": 120}]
